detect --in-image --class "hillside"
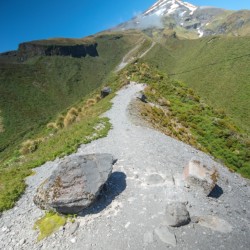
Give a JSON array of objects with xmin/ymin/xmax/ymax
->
[
  {"xmin": 142, "ymin": 36, "xmax": 250, "ymax": 133},
  {"xmin": 0, "ymin": 31, "xmax": 145, "ymax": 160},
  {"xmin": 0, "ymin": 0, "xmax": 250, "ymax": 249}
]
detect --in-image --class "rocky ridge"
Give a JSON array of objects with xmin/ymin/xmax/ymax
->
[{"xmin": 0, "ymin": 83, "xmax": 249, "ymax": 249}]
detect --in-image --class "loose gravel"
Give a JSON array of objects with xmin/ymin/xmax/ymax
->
[{"xmin": 0, "ymin": 82, "xmax": 249, "ymax": 250}]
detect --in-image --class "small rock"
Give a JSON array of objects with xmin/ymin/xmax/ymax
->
[
  {"xmin": 198, "ymin": 216, "xmax": 233, "ymax": 233},
  {"xmin": 183, "ymin": 158, "xmax": 218, "ymax": 196},
  {"xmin": 101, "ymin": 87, "xmax": 111, "ymax": 98},
  {"xmin": 137, "ymin": 93, "xmax": 148, "ymax": 103},
  {"xmin": 68, "ymin": 222, "xmax": 80, "ymax": 235},
  {"xmin": 165, "ymin": 202, "xmax": 191, "ymax": 227},
  {"xmin": 146, "ymin": 174, "xmax": 164, "ymax": 185},
  {"xmin": 70, "ymin": 238, "xmax": 76, "ymax": 244},
  {"xmin": 19, "ymin": 239, "xmax": 26, "ymax": 245},
  {"xmin": 154, "ymin": 225, "xmax": 177, "ymax": 247}
]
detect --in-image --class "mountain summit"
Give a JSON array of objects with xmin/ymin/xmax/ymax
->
[
  {"xmin": 116, "ymin": 0, "xmax": 250, "ymax": 38},
  {"xmin": 143, "ymin": 0, "xmax": 197, "ymax": 16}
]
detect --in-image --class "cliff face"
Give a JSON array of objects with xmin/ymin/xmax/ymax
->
[{"xmin": 17, "ymin": 41, "xmax": 98, "ymax": 61}]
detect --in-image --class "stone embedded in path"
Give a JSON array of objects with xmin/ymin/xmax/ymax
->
[
  {"xmin": 34, "ymin": 153, "xmax": 114, "ymax": 214},
  {"xmin": 154, "ymin": 225, "xmax": 177, "ymax": 247},
  {"xmin": 137, "ymin": 93, "xmax": 148, "ymax": 103},
  {"xmin": 197, "ymin": 216, "xmax": 233, "ymax": 233},
  {"xmin": 146, "ymin": 174, "xmax": 165, "ymax": 185},
  {"xmin": 165, "ymin": 202, "xmax": 191, "ymax": 227},
  {"xmin": 183, "ymin": 159, "xmax": 218, "ymax": 196}
]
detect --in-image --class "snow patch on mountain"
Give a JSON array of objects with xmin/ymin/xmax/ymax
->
[{"xmin": 144, "ymin": 0, "xmax": 197, "ymax": 17}]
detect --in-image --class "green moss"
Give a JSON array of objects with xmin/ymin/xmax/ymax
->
[{"xmin": 34, "ymin": 212, "xmax": 66, "ymax": 241}]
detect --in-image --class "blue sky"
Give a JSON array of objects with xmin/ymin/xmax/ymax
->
[{"xmin": 1, "ymin": 0, "xmax": 250, "ymax": 53}]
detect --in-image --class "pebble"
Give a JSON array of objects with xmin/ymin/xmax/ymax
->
[{"xmin": 70, "ymin": 238, "xmax": 76, "ymax": 244}]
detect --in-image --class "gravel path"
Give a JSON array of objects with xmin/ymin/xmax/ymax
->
[{"xmin": 0, "ymin": 83, "xmax": 249, "ymax": 250}]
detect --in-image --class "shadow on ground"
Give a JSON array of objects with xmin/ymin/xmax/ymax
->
[
  {"xmin": 209, "ymin": 184, "xmax": 223, "ymax": 199},
  {"xmin": 78, "ymin": 171, "xmax": 127, "ymax": 216}
]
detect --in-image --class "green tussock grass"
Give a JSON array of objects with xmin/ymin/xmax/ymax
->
[
  {"xmin": 34, "ymin": 211, "xmax": 66, "ymax": 241},
  {"xmin": 126, "ymin": 62, "xmax": 250, "ymax": 178}
]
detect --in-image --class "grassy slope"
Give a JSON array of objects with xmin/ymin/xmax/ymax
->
[
  {"xmin": 0, "ymin": 31, "xmax": 143, "ymax": 159},
  {"xmin": 0, "ymin": 31, "xmax": 145, "ymax": 211},
  {"xmin": 142, "ymin": 36, "xmax": 250, "ymax": 134},
  {"xmin": 0, "ymin": 69, "xmax": 129, "ymax": 212},
  {"xmin": 126, "ymin": 62, "xmax": 250, "ymax": 178}
]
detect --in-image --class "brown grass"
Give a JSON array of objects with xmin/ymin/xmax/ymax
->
[
  {"xmin": 86, "ymin": 98, "xmax": 96, "ymax": 107},
  {"xmin": 46, "ymin": 122, "xmax": 57, "ymax": 130},
  {"xmin": 20, "ymin": 138, "xmax": 44, "ymax": 155},
  {"xmin": 95, "ymin": 95, "xmax": 101, "ymax": 103}
]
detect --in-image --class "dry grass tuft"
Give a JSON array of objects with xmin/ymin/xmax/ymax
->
[
  {"xmin": 56, "ymin": 115, "xmax": 65, "ymax": 129},
  {"xmin": 20, "ymin": 138, "xmax": 44, "ymax": 155},
  {"xmin": 63, "ymin": 109, "xmax": 79, "ymax": 128},
  {"xmin": 95, "ymin": 95, "xmax": 101, "ymax": 103},
  {"xmin": 68, "ymin": 107, "xmax": 78, "ymax": 116},
  {"xmin": 86, "ymin": 98, "xmax": 96, "ymax": 107},
  {"xmin": 46, "ymin": 122, "xmax": 58, "ymax": 130}
]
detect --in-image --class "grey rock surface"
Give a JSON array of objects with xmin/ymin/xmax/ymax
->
[
  {"xmin": 154, "ymin": 225, "xmax": 177, "ymax": 247},
  {"xmin": 197, "ymin": 215, "xmax": 233, "ymax": 233},
  {"xmin": 165, "ymin": 202, "xmax": 191, "ymax": 227},
  {"xmin": 34, "ymin": 154, "xmax": 114, "ymax": 214},
  {"xmin": 0, "ymin": 82, "xmax": 249, "ymax": 250},
  {"xmin": 183, "ymin": 158, "xmax": 218, "ymax": 195}
]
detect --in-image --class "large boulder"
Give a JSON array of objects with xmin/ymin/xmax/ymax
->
[
  {"xmin": 165, "ymin": 202, "xmax": 191, "ymax": 227},
  {"xmin": 183, "ymin": 159, "xmax": 218, "ymax": 196},
  {"xmin": 34, "ymin": 154, "xmax": 114, "ymax": 214}
]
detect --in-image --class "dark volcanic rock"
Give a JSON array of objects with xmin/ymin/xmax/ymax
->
[
  {"xmin": 17, "ymin": 42, "xmax": 98, "ymax": 61},
  {"xmin": 34, "ymin": 153, "xmax": 114, "ymax": 214},
  {"xmin": 101, "ymin": 87, "xmax": 112, "ymax": 98}
]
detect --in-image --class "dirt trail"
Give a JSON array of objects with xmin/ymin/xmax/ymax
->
[
  {"xmin": 115, "ymin": 40, "xmax": 155, "ymax": 72},
  {"xmin": 0, "ymin": 83, "xmax": 249, "ymax": 250}
]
